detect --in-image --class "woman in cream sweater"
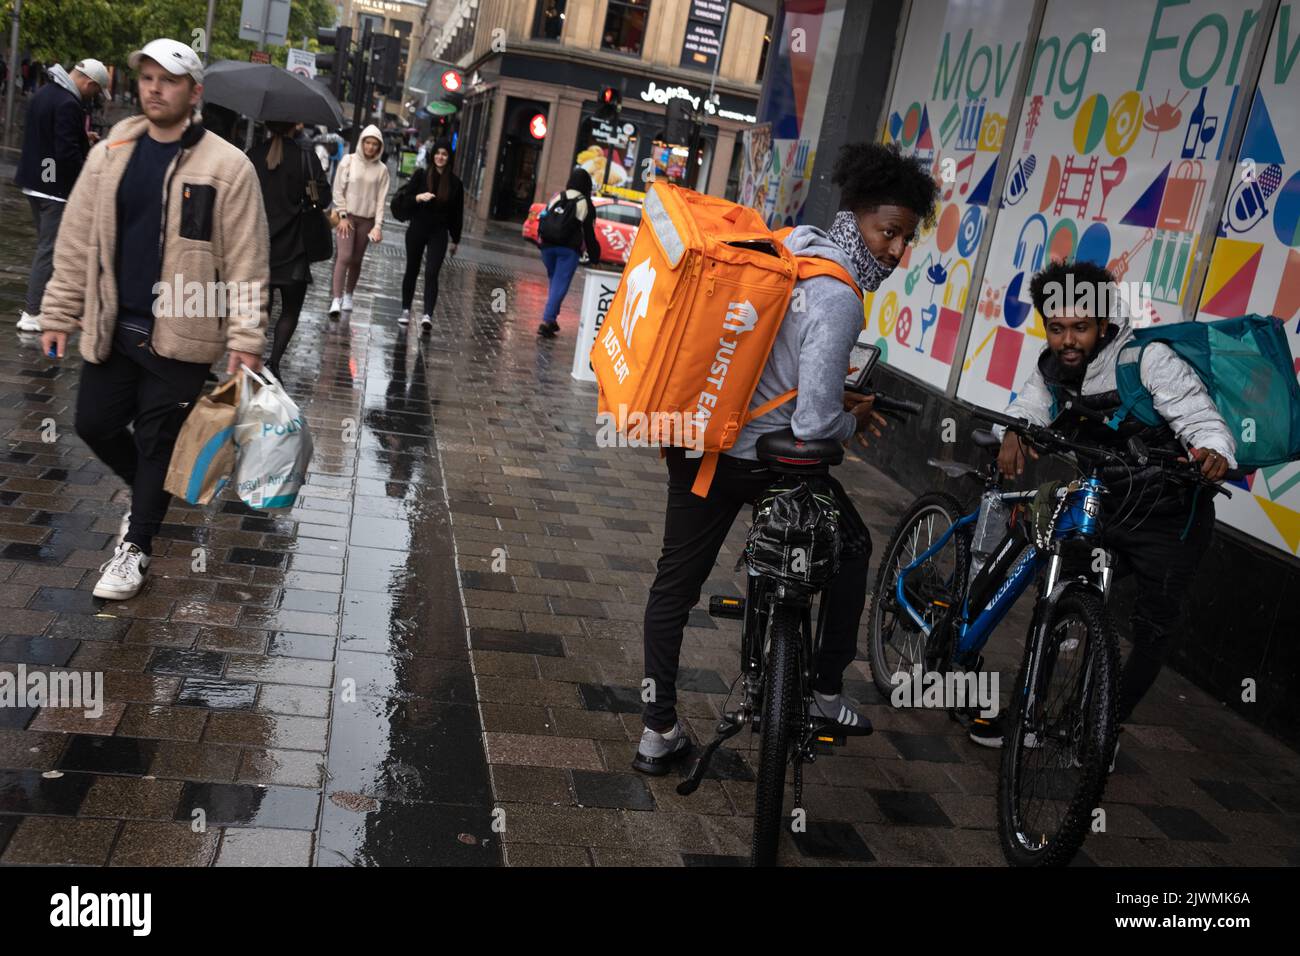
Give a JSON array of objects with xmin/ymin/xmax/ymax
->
[{"xmin": 328, "ymin": 124, "xmax": 389, "ymax": 316}]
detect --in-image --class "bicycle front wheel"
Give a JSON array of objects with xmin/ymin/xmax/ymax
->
[
  {"xmin": 867, "ymin": 492, "xmax": 969, "ymax": 698},
  {"xmin": 752, "ymin": 605, "xmax": 800, "ymax": 867},
  {"xmin": 998, "ymin": 586, "xmax": 1120, "ymax": 867}
]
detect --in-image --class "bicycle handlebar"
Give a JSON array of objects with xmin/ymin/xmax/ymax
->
[
  {"xmin": 969, "ymin": 407, "xmax": 1235, "ymax": 498},
  {"xmin": 872, "ymin": 393, "xmax": 923, "ymax": 416}
]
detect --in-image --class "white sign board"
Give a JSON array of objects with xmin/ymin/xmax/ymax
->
[
  {"xmin": 572, "ymin": 268, "xmax": 624, "ymax": 382},
  {"xmin": 238, "ymin": 0, "xmax": 291, "ymax": 47},
  {"xmin": 287, "ymin": 49, "xmax": 317, "ymax": 80}
]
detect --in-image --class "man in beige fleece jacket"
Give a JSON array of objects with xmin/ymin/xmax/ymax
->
[{"xmin": 39, "ymin": 38, "xmax": 270, "ymax": 600}]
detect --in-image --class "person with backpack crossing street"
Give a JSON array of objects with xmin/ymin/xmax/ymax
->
[
  {"xmin": 536, "ymin": 166, "xmax": 603, "ymax": 338},
  {"xmin": 973, "ymin": 259, "xmax": 1242, "ymax": 752}
]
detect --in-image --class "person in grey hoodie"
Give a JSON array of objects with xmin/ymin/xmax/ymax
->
[{"xmin": 633, "ymin": 143, "xmax": 940, "ymax": 775}]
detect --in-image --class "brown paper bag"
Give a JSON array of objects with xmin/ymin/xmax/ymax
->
[{"xmin": 164, "ymin": 375, "xmax": 241, "ymax": 505}]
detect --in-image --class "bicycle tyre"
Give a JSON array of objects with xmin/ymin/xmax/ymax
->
[
  {"xmin": 997, "ymin": 586, "xmax": 1120, "ymax": 867},
  {"xmin": 867, "ymin": 492, "xmax": 970, "ymax": 698},
  {"xmin": 751, "ymin": 605, "xmax": 800, "ymax": 867}
]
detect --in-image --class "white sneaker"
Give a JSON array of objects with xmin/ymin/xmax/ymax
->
[
  {"xmin": 93, "ymin": 543, "xmax": 149, "ymax": 600},
  {"xmin": 328, "ymin": 297, "xmax": 341, "ymax": 317},
  {"xmin": 341, "ymin": 292, "xmax": 353, "ymax": 311},
  {"xmin": 398, "ymin": 309, "xmax": 410, "ymax": 325},
  {"xmin": 420, "ymin": 314, "xmax": 432, "ymax": 331},
  {"xmin": 16, "ymin": 311, "xmax": 41, "ymax": 332}
]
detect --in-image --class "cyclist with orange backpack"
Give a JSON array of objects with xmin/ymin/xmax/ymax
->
[{"xmin": 633, "ymin": 143, "xmax": 940, "ymax": 774}]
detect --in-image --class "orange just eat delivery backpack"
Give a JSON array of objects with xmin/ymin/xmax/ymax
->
[{"xmin": 589, "ymin": 182, "xmax": 861, "ymax": 497}]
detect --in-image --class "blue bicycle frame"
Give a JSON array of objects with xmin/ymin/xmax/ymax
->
[{"xmin": 893, "ymin": 477, "xmax": 1109, "ymax": 667}]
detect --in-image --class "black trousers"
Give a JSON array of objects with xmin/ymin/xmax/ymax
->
[
  {"xmin": 1106, "ymin": 489, "xmax": 1215, "ymax": 722},
  {"xmin": 401, "ymin": 220, "xmax": 449, "ymax": 314},
  {"xmin": 642, "ymin": 449, "xmax": 872, "ymax": 732},
  {"xmin": 74, "ymin": 328, "xmax": 211, "ymax": 553}
]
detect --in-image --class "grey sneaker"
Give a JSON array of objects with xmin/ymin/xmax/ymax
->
[
  {"xmin": 809, "ymin": 691, "xmax": 873, "ymax": 735},
  {"xmin": 631, "ymin": 722, "xmax": 693, "ymax": 776}
]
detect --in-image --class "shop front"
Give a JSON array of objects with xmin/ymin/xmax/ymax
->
[{"xmin": 454, "ymin": 52, "xmax": 758, "ymax": 222}]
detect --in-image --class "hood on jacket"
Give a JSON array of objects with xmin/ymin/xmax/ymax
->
[
  {"xmin": 781, "ymin": 225, "xmax": 863, "ymax": 289},
  {"xmin": 47, "ymin": 64, "xmax": 81, "ymax": 101},
  {"xmin": 355, "ymin": 124, "xmax": 384, "ymax": 162}
]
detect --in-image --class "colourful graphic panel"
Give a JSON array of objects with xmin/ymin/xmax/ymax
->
[
  {"xmin": 958, "ymin": 0, "xmax": 1240, "ymax": 420},
  {"xmin": 1194, "ymin": 7, "xmax": 1300, "ymax": 557},
  {"xmin": 871, "ymin": 0, "xmax": 1037, "ymax": 390}
]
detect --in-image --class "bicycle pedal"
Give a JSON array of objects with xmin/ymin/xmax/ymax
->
[{"xmin": 708, "ymin": 595, "xmax": 745, "ymax": 619}]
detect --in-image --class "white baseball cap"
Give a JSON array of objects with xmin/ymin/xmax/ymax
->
[
  {"xmin": 129, "ymin": 39, "xmax": 204, "ymax": 83},
  {"xmin": 73, "ymin": 58, "xmax": 109, "ymax": 90}
]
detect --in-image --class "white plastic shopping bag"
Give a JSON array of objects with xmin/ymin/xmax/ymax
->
[{"xmin": 233, "ymin": 366, "xmax": 314, "ymax": 510}]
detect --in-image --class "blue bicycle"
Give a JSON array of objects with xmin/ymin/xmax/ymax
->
[{"xmin": 866, "ymin": 404, "xmax": 1230, "ymax": 866}]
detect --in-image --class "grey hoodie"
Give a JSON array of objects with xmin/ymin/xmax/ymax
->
[
  {"xmin": 729, "ymin": 225, "xmax": 864, "ymax": 460},
  {"xmin": 48, "ymin": 64, "xmax": 80, "ymax": 100}
]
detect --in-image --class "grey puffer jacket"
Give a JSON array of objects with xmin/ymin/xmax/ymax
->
[{"xmin": 994, "ymin": 318, "xmax": 1237, "ymax": 467}]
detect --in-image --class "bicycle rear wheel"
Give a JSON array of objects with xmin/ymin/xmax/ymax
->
[
  {"xmin": 998, "ymin": 586, "xmax": 1120, "ymax": 867},
  {"xmin": 867, "ymin": 492, "xmax": 969, "ymax": 698},
  {"xmin": 751, "ymin": 605, "xmax": 800, "ymax": 867}
]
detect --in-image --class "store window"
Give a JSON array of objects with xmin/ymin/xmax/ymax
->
[
  {"xmin": 601, "ymin": 0, "xmax": 650, "ymax": 57},
  {"xmin": 533, "ymin": 0, "xmax": 567, "ymax": 40},
  {"xmin": 575, "ymin": 108, "xmax": 639, "ymax": 195}
]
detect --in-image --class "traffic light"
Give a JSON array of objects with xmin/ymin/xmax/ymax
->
[
  {"xmin": 370, "ymin": 34, "xmax": 401, "ymax": 93},
  {"xmin": 664, "ymin": 96, "xmax": 694, "ymax": 144},
  {"xmin": 595, "ymin": 85, "xmax": 621, "ymax": 121},
  {"xmin": 317, "ymin": 25, "xmax": 353, "ymax": 101}
]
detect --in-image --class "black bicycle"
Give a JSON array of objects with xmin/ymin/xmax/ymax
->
[{"xmin": 678, "ymin": 342, "xmax": 920, "ymax": 865}]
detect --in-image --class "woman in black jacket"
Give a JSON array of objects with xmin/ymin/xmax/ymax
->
[
  {"xmin": 246, "ymin": 121, "xmax": 331, "ymax": 379},
  {"xmin": 398, "ymin": 138, "xmax": 464, "ymax": 333},
  {"xmin": 537, "ymin": 166, "xmax": 602, "ymax": 338}
]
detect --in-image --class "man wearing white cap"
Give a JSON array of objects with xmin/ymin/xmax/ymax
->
[
  {"xmin": 13, "ymin": 57, "xmax": 108, "ymax": 332},
  {"xmin": 39, "ymin": 39, "xmax": 270, "ymax": 600}
]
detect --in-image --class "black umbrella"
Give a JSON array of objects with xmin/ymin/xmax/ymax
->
[{"xmin": 202, "ymin": 59, "xmax": 345, "ymax": 128}]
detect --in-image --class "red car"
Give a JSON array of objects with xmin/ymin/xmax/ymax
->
[{"xmin": 522, "ymin": 196, "xmax": 642, "ymax": 264}]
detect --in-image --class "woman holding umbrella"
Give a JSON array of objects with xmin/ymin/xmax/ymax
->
[
  {"xmin": 329, "ymin": 125, "xmax": 390, "ymax": 317},
  {"xmin": 246, "ymin": 121, "xmax": 332, "ymax": 380}
]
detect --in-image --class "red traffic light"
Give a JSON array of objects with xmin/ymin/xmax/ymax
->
[
  {"xmin": 529, "ymin": 113, "xmax": 548, "ymax": 139},
  {"xmin": 600, "ymin": 86, "xmax": 620, "ymax": 107},
  {"xmin": 441, "ymin": 70, "xmax": 462, "ymax": 92}
]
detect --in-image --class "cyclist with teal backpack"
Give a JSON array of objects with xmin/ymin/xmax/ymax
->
[{"xmin": 973, "ymin": 259, "xmax": 1243, "ymax": 752}]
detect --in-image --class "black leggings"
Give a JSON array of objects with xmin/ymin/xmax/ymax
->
[
  {"xmin": 269, "ymin": 282, "xmax": 308, "ymax": 369},
  {"xmin": 402, "ymin": 221, "xmax": 450, "ymax": 314},
  {"xmin": 642, "ymin": 449, "xmax": 872, "ymax": 731}
]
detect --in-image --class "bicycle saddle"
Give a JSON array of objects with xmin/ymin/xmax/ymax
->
[
  {"xmin": 927, "ymin": 458, "xmax": 982, "ymax": 481},
  {"xmin": 756, "ymin": 428, "xmax": 845, "ymax": 470}
]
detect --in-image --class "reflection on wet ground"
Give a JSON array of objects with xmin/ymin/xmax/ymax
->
[{"xmin": 0, "ymin": 162, "xmax": 498, "ymax": 865}]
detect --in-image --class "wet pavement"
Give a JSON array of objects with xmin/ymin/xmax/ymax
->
[{"xmin": 1, "ymin": 160, "xmax": 1298, "ymax": 867}]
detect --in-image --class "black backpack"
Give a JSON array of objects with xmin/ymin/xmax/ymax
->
[{"xmin": 538, "ymin": 191, "xmax": 582, "ymax": 245}]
